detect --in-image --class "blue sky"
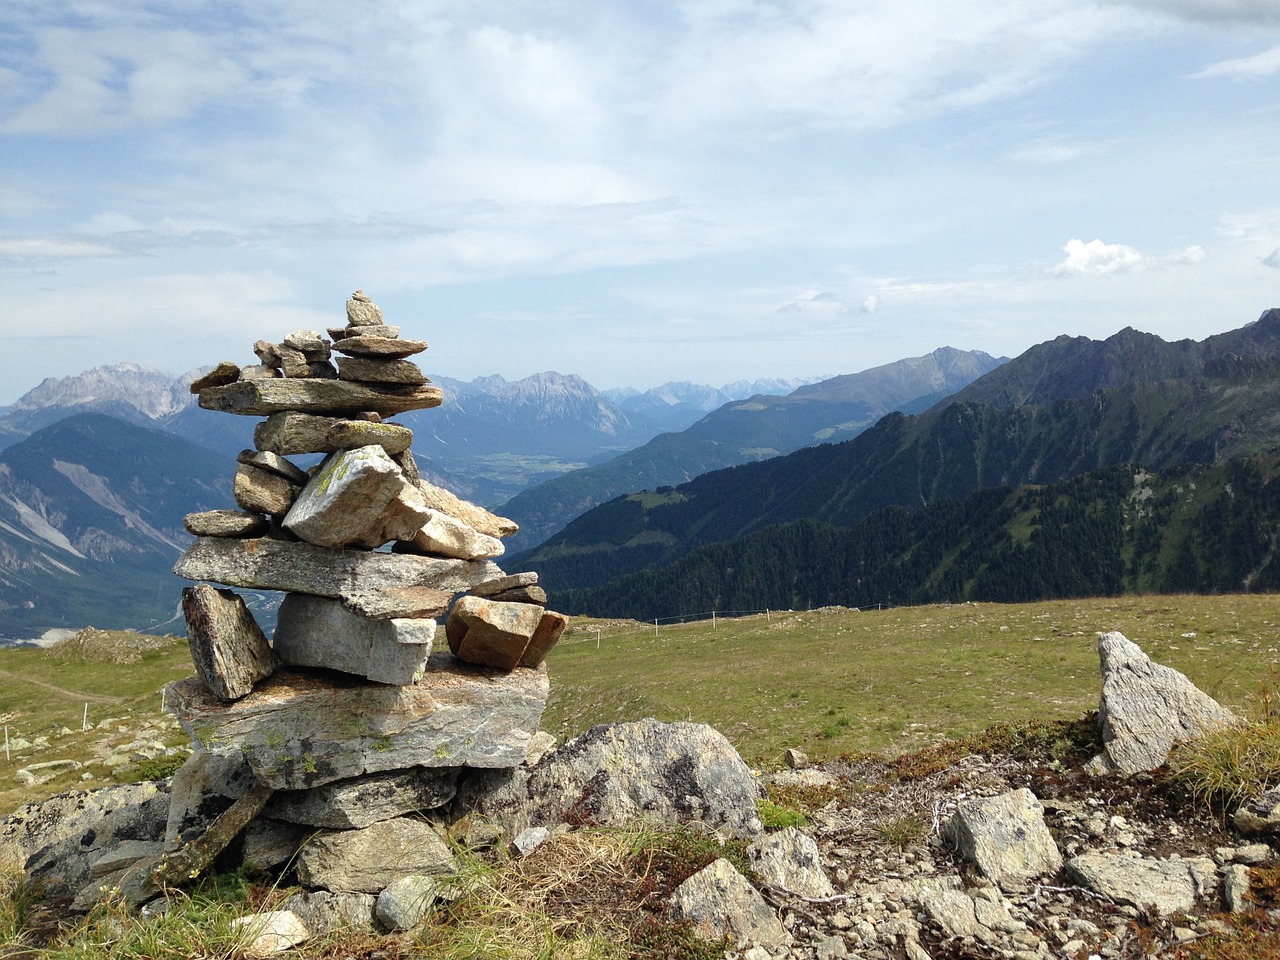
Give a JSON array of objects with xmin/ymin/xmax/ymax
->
[{"xmin": 1, "ymin": 0, "xmax": 1278, "ymax": 405}]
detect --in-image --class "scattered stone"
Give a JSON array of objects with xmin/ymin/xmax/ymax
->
[
  {"xmin": 296, "ymin": 817, "xmax": 457, "ymax": 894},
  {"xmin": 669, "ymin": 858, "xmax": 791, "ymax": 950},
  {"xmin": 283, "ymin": 446, "xmax": 428, "ymax": 550},
  {"xmin": 166, "ymin": 654, "xmax": 549, "ymax": 790},
  {"xmin": 747, "ymin": 827, "xmax": 836, "ymax": 898},
  {"xmin": 1234, "ymin": 787, "xmax": 1280, "ymax": 834},
  {"xmin": 514, "ymin": 826, "xmax": 550, "ymax": 855},
  {"xmin": 784, "ymin": 748, "xmax": 809, "ymax": 770},
  {"xmin": 183, "ymin": 512, "xmax": 270, "ymax": 542},
  {"xmin": 1065, "ymin": 851, "xmax": 1211, "ymax": 916},
  {"xmin": 454, "ymin": 718, "xmax": 762, "ymax": 838},
  {"xmin": 1223, "ymin": 863, "xmax": 1251, "ymax": 913},
  {"xmin": 233, "ymin": 463, "xmax": 297, "ymax": 516},
  {"xmin": 189, "ymin": 361, "xmax": 240, "ymax": 393},
  {"xmin": 273, "ymin": 592, "xmax": 433, "ymax": 685},
  {"xmin": 173, "ymin": 536, "xmax": 505, "ymax": 598},
  {"xmin": 376, "ymin": 874, "xmax": 441, "ymax": 931},
  {"xmin": 1234, "ymin": 843, "xmax": 1271, "ymax": 864},
  {"xmin": 1089, "ymin": 632, "xmax": 1237, "ymax": 775},
  {"xmin": 945, "ymin": 788, "xmax": 1062, "ymax": 892},
  {"xmin": 198, "ymin": 378, "xmax": 442, "ymax": 417},
  {"xmin": 229, "ymin": 910, "xmax": 310, "ymax": 958},
  {"xmin": 181, "ymin": 583, "xmax": 277, "ymax": 702},
  {"xmin": 278, "ymin": 890, "xmax": 376, "ymax": 935}
]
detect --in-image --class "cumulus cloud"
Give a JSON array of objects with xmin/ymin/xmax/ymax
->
[
  {"xmin": 1191, "ymin": 44, "xmax": 1280, "ymax": 79},
  {"xmin": 861, "ymin": 295, "xmax": 879, "ymax": 314},
  {"xmin": 1053, "ymin": 239, "xmax": 1145, "ymax": 275}
]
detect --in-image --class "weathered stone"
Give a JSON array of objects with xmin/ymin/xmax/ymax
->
[
  {"xmin": 747, "ymin": 827, "xmax": 835, "ymax": 898},
  {"xmin": 446, "ymin": 595, "xmax": 543, "ymax": 670},
  {"xmin": 229, "ymin": 911, "xmax": 310, "ymax": 958},
  {"xmin": 236, "ymin": 449, "xmax": 309, "ymax": 485},
  {"xmin": 405, "ymin": 509, "xmax": 505, "ymax": 560},
  {"xmin": 945, "ymin": 788, "xmax": 1062, "ymax": 892},
  {"xmin": 241, "ymin": 818, "xmax": 308, "ymax": 871},
  {"xmin": 1235, "ymin": 787, "xmax": 1280, "ymax": 834},
  {"xmin": 283, "ymin": 446, "xmax": 429, "ymax": 549},
  {"xmin": 166, "ymin": 654, "xmax": 548, "ymax": 790},
  {"xmin": 198, "ymin": 378, "xmax": 442, "ymax": 417},
  {"xmin": 524, "ymin": 730, "xmax": 558, "ymax": 766},
  {"xmin": 376, "ymin": 875, "xmax": 442, "ymax": 931},
  {"xmin": 296, "ymin": 817, "xmax": 457, "ymax": 894},
  {"xmin": 471, "ymin": 573, "xmax": 539, "ymax": 597},
  {"xmin": 417, "ymin": 479, "xmax": 518, "ymax": 539},
  {"xmin": 454, "ymin": 718, "xmax": 762, "ymax": 838},
  {"xmin": 340, "ymin": 585, "xmax": 452, "ymax": 620},
  {"xmin": 1090, "ymin": 632, "xmax": 1237, "ymax": 775},
  {"xmin": 278, "ymin": 890, "xmax": 376, "ymax": 935},
  {"xmin": 240, "ymin": 364, "xmax": 280, "ymax": 380},
  {"xmin": 513, "ymin": 826, "xmax": 549, "ymax": 855},
  {"xmin": 182, "ymin": 584, "xmax": 277, "ymax": 702},
  {"xmin": 0, "ymin": 782, "xmax": 170, "ymax": 895},
  {"xmin": 266, "ymin": 767, "xmax": 459, "ymax": 829},
  {"xmin": 282, "ymin": 329, "xmax": 329, "ymax": 357},
  {"xmin": 1223, "ymin": 863, "xmax": 1251, "ymax": 912},
  {"xmin": 173, "ymin": 536, "xmax": 504, "ymax": 597},
  {"xmin": 328, "ymin": 324, "xmax": 400, "ymax": 340},
  {"xmin": 308, "ymin": 360, "xmax": 338, "ymax": 379},
  {"xmin": 346, "ymin": 290, "xmax": 384, "ymax": 326},
  {"xmin": 253, "ymin": 340, "xmax": 281, "ymax": 366},
  {"xmin": 333, "ymin": 335, "xmax": 427, "ymax": 359},
  {"xmin": 189, "ymin": 361, "xmax": 240, "ymax": 393},
  {"xmin": 669, "ymin": 858, "xmax": 791, "ymax": 949},
  {"xmin": 273, "ymin": 593, "xmax": 433, "ymax": 685},
  {"xmin": 254, "ymin": 411, "xmax": 413, "ymax": 456},
  {"xmin": 165, "ymin": 751, "xmax": 256, "ymax": 850},
  {"xmin": 184, "ymin": 509, "xmax": 269, "ymax": 538},
  {"xmin": 1065, "ymin": 852, "xmax": 1213, "ymax": 916},
  {"xmin": 277, "ymin": 346, "xmax": 310, "ymax": 378},
  {"xmin": 916, "ymin": 885, "xmax": 984, "ymax": 939},
  {"xmin": 337, "ymin": 356, "xmax": 427, "ymax": 385},
  {"xmin": 519, "ymin": 610, "xmax": 567, "ymax": 668},
  {"xmin": 234, "ymin": 463, "xmax": 297, "ymax": 516},
  {"xmin": 489, "ymin": 585, "xmax": 547, "ymax": 605},
  {"xmin": 784, "ymin": 748, "xmax": 809, "ymax": 770},
  {"xmin": 392, "ymin": 448, "xmax": 420, "ymax": 483}
]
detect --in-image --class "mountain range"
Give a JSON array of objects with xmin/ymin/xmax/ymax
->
[
  {"xmin": 497, "ymin": 347, "xmax": 1006, "ymax": 551},
  {"xmin": 515, "ymin": 309, "xmax": 1280, "ymax": 605}
]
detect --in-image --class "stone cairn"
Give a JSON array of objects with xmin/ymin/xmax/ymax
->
[{"xmin": 127, "ymin": 291, "xmax": 567, "ymax": 914}]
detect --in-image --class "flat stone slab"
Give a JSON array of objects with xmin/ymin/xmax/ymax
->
[
  {"xmin": 173, "ymin": 537, "xmax": 504, "ymax": 598},
  {"xmin": 166, "ymin": 653, "xmax": 549, "ymax": 790},
  {"xmin": 198, "ymin": 379, "xmax": 442, "ymax": 417},
  {"xmin": 336, "ymin": 357, "xmax": 427, "ymax": 385},
  {"xmin": 340, "ymin": 586, "xmax": 453, "ymax": 620},
  {"xmin": 332, "ymin": 336, "xmax": 427, "ymax": 359},
  {"xmin": 266, "ymin": 767, "xmax": 459, "ymax": 829},
  {"xmin": 184, "ymin": 509, "xmax": 270, "ymax": 538},
  {"xmin": 254, "ymin": 411, "xmax": 413, "ymax": 457}
]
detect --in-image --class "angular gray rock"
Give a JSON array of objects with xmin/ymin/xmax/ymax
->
[
  {"xmin": 417, "ymin": 478, "xmax": 519, "ymax": 539},
  {"xmin": 184, "ymin": 509, "xmax": 270, "ymax": 538},
  {"xmin": 668, "ymin": 858, "xmax": 791, "ymax": 949},
  {"xmin": 253, "ymin": 411, "xmax": 412, "ymax": 457},
  {"xmin": 181, "ymin": 584, "xmax": 277, "ymax": 702},
  {"xmin": 375, "ymin": 875, "xmax": 441, "ymax": 931},
  {"xmin": 273, "ymin": 593, "xmax": 433, "ymax": 685},
  {"xmin": 198, "ymin": 377, "xmax": 442, "ymax": 417},
  {"xmin": 296, "ymin": 817, "xmax": 457, "ymax": 894},
  {"xmin": 278, "ymin": 890, "xmax": 376, "ymax": 935},
  {"xmin": 746, "ymin": 827, "xmax": 835, "ymax": 898},
  {"xmin": 1065, "ymin": 851, "xmax": 1216, "ymax": 916},
  {"xmin": 339, "ymin": 585, "xmax": 452, "ymax": 620},
  {"xmin": 228, "ymin": 910, "xmax": 310, "ymax": 958},
  {"xmin": 165, "ymin": 750, "xmax": 257, "ymax": 850},
  {"xmin": 173, "ymin": 536, "xmax": 504, "ymax": 598},
  {"xmin": 454, "ymin": 718, "xmax": 762, "ymax": 838},
  {"xmin": 167, "ymin": 653, "xmax": 549, "ymax": 790},
  {"xmin": 1223, "ymin": 863, "xmax": 1251, "ymax": 913},
  {"xmin": 236, "ymin": 449, "xmax": 310, "ymax": 485},
  {"xmin": 945, "ymin": 788, "xmax": 1062, "ymax": 892},
  {"xmin": 283, "ymin": 446, "xmax": 429, "ymax": 550},
  {"xmin": 337, "ymin": 356, "xmax": 428, "ymax": 385},
  {"xmin": 241, "ymin": 818, "xmax": 308, "ymax": 871},
  {"xmin": 1090, "ymin": 632, "xmax": 1237, "ymax": 774},
  {"xmin": 471, "ymin": 573, "xmax": 539, "ymax": 597},
  {"xmin": 266, "ymin": 767, "xmax": 459, "ymax": 829},
  {"xmin": 1234, "ymin": 787, "xmax": 1280, "ymax": 834},
  {"xmin": 346, "ymin": 290, "xmax": 385, "ymax": 326},
  {"xmin": 189, "ymin": 361, "xmax": 240, "ymax": 392}
]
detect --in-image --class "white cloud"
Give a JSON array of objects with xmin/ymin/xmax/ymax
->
[
  {"xmin": 0, "ymin": 237, "xmax": 121, "ymax": 259},
  {"xmin": 1192, "ymin": 44, "xmax": 1280, "ymax": 78},
  {"xmin": 1053, "ymin": 239, "xmax": 1145, "ymax": 275},
  {"xmin": 1004, "ymin": 138, "xmax": 1113, "ymax": 165},
  {"xmin": 861, "ymin": 295, "xmax": 879, "ymax": 314}
]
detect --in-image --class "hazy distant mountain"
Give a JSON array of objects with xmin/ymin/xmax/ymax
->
[
  {"xmin": 603, "ymin": 377, "xmax": 821, "ymax": 433},
  {"xmin": 0, "ymin": 413, "xmax": 229, "ymax": 639},
  {"xmin": 513, "ymin": 309, "xmax": 1280, "ymax": 599},
  {"xmin": 499, "ymin": 347, "xmax": 1006, "ymax": 551}
]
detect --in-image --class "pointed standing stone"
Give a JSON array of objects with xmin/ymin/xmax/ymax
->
[{"xmin": 181, "ymin": 584, "xmax": 278, "ymax": 701}]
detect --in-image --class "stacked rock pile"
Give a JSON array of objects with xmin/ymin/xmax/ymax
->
[{"xmin": 100, "ymin": 291, "xmax": 569, "ymax": 912}]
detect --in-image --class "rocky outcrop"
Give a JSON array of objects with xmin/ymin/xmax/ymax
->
[{"xmin": 1089, "ymin": 631, "xmax": 1237, "ymax": 774}]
